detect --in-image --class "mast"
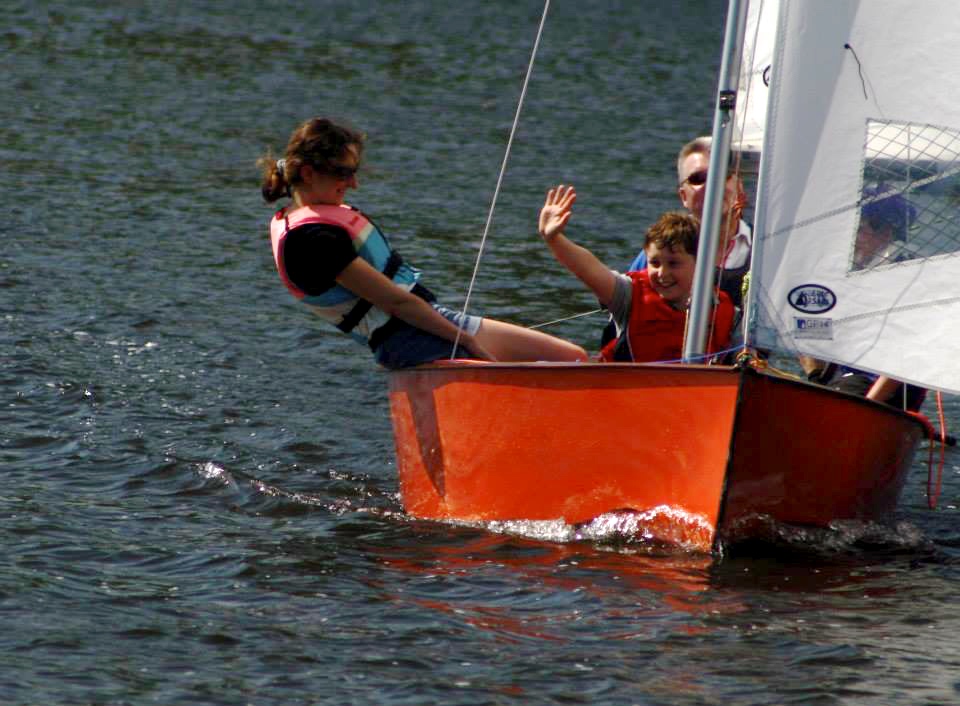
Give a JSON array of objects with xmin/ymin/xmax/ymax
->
[{"xmin": 683, "ymin": 0, "xmax": 750, "ymax": 362}]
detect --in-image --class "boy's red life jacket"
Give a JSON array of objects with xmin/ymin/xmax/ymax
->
[{"xmin": 599, "ymin": 270, "xmax": 734, "ymax": 363}]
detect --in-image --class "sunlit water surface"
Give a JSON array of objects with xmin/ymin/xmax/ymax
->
[{"xmin": 4, "ymin": 1, "xmax": 960, "ymax": 704}]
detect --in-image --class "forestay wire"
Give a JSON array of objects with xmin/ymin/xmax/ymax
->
[{"xmin": 452, "ymin": 0, "xmax": 551, "ymax": 358}]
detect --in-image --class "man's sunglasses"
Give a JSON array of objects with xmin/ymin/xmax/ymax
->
[
  {"xmin": 680, "ymin": 169, "xmax": 732, "ymax": 187},
  {"xmin": 680, "ymin": 169, "xmax": 708, "ymax": 187}
]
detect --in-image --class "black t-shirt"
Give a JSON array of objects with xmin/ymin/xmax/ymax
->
[{"xmin": 282, "ymin": 223, "xmax": 357, "ymax": 295}]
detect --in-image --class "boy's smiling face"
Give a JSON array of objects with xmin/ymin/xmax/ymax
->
[{"xmin": 645, "ymin": 242, "xmax": 696, "ymax": 307}]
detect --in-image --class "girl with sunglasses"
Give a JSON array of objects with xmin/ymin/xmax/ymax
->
[{"xmin": 258, "ymin": 117, "xmax": 587, "ymax": 369}]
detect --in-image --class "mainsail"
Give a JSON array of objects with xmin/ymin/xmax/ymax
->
[
  {"xmin": 732, "ymin": 0, "xmax": 779, "ymax": 161},
  {"xmin": 747, "ymin": 0, "xmax": 960, "ymax": 394}
]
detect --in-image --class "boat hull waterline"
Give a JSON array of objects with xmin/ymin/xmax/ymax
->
[{"xmin": 387, "ymin": 363, "xmax": 926, "ymax": 552}]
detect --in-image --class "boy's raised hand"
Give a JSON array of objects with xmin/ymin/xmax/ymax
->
[
  {"xmin": 536, "ymin": 183, "xmax": 616, "ymax": 307},
  {"xmin": 539, "ymin": 184, "xmax": 576, "ymax": 243}
]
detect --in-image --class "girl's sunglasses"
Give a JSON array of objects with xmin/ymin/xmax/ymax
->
[{"xmin": 324, "ymin": 164, "xmax": 360, "ymax": 180}]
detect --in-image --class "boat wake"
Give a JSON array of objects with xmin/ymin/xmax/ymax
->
[
  {"xmin": 719, "ymin": 513, "xmax": 931, "ymax": 557},
  {"xmin": 193, "ymin": 464, "xmax": 935, "ymax": 557},
  {"xmin": 452, "ymin": 506, "xmax": 716, "ymax": 554},
  {"xmin": 194, "ymin": 461, "xmax": 403, "ymax": 519},
  {"xmin": 433, "ymin": 509, "xmax": 934, "ymax": 559}
]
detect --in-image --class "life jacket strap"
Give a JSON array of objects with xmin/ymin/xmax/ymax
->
[{"xmin": 336, "ymin": 250, "xmax": 404, "ymax": 335}]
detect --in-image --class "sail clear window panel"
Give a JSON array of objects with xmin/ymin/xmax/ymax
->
[{"xmin": 852, "ymin": 119, "xmax": 960, "ymax": 271}]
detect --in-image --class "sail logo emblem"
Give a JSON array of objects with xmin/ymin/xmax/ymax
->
[
  {"xmin": 793, "ymin": 317, "xmax": 833, "ymax": 340},
  {"xmin": 787, "ymin": 284, "xmax": 836, "ymax": 314}
]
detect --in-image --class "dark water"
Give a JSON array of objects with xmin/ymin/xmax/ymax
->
[{"xmin": 4, "ymin": 1, "xmax": 960, "ymax": 704}]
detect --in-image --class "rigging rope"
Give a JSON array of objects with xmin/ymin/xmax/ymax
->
[
  {"xmin": 928, "ymin": 391, "xmax": 948, "ymax": 509},
  {"xmin": 528, "ymin": 307, "xmax": 604, "ymax": 330},
  {"xmin": 904, "ymin": 394, "xmax": 951, "ymax": 511},
  {"xmin": 452, "ymin": 0, "xmax": 551, "ymax": 358}
]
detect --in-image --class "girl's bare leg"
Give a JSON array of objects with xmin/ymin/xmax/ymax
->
[{"xmin": 473, "ymin": 318, "xmax": 588, "ymax": 362}]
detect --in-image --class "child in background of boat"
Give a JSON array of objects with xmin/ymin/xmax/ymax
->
[
  {"xmin": 538, "ymin": 184, "xmax": 734, "ymax": 363},
  {"xmin": 851, "ymin": 184, "xmax": 917, "ymax": 271},
  {"xmin": 259, "ymin": 117, "xmax": 588, "ymax": 369},
  {"xmin": 799, "ymin": 185, "xmax": 925, "ymax": 410}
]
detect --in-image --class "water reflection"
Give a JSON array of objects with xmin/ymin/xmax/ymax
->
[
  {"xmin": 369, "ymin": 532, "xmax": 727, "ymax": 642},
  {"xmin": 344, "ymin": 514, "xmax": 944, "ymax": 643}
]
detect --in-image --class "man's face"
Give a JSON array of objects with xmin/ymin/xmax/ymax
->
[
  {"xmin": 677, "ymin": 151, "xmax": 740, "ymax": 219},
  {"xmin": 853, "ymin": 219, "xmax": 894, "ymax": 268}
]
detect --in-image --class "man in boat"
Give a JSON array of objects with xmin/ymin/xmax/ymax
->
[
  {"xmin": 800, "ymin": 185, "xmax": 925, "ymax": 411},
  {"xmin": 627, "ymin": 136, "xmax": 752, "ymax": 307},
  {"xmin": 600, "ymin": 137, "xmax": 752, "ymax": 351},
  {"xmin": 539, "ymin": 184, "xmax": 734, "ymax": 363}
]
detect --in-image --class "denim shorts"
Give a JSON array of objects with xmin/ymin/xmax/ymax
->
[{"xmin": 373, "ymin": 305, "xmax": 483, "ymax": 369}]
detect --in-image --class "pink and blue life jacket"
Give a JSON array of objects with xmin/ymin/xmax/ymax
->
[{"xmin": 269, "ymin": 204, "xmax": 421, "ymax": 346}]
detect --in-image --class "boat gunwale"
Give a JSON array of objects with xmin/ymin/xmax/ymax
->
[
  {"xmin": 390, "ymin": 361, "xmax": 929, "ymax": 433},
  {"xmin": 388, "ymin": 361, "xmax": 737, "ymax": 374}
]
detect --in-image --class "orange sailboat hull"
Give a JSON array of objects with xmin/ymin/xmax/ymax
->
[{"xmin": 387, "ymin": 363, "xmax": 925, "ymax": 552}]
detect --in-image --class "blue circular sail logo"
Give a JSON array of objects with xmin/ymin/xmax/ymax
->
[{"xmin": 787, "ymin": 284, "xmax": 836, "ymax": 314}]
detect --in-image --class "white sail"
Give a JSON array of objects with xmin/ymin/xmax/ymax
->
[
  {"xmin": 747, "ymin": 0, "xmax": 960, "ymax": 395},
  {"xmin": 732, "ymin": 0, "xmax": 779, "ymax": 159}
]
